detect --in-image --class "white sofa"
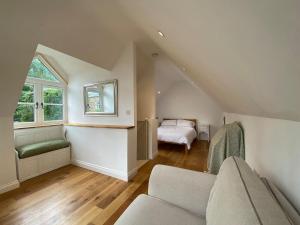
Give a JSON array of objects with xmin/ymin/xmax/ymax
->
[{"xmin": 115, "ymin": 156, "xmax": 292, "ymax": 225}]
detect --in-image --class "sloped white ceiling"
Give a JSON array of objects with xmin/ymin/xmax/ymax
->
[
  {"xmin": 154, "ymin": 55, "xmax": 185, "ymax": 97},
  {"xmin": 118, "ymin": 0, "xmax": 300, "ymax": 121},
  {"xmin": 1, "ymin": 0, "xmax": 300, "ymax": 121}
]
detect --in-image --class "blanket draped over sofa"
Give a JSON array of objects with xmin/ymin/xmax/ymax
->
[{"xmin": 208, "ymin": 121, "xmax": 245, "ymax": 174}]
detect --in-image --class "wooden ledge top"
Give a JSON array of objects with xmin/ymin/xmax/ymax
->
[
  {"xmin": 14, "ymin": 124, "xmax": 63, "ymax": 130},
  {"xmin": 64, "ymin": 123, "xmax": 135, "ymax": 129}
]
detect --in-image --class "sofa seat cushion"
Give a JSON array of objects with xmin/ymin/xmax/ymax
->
[
  {"xmin": 16, "ymin": 139, "xmax": 70, "ymax": 159},
  {"xmin": 115, "ymin": 194, "xmax": 205, "ymax": 225},
  {"xmin": 206, "ymin": 156, "xmax": 291, "ymax": 225}
]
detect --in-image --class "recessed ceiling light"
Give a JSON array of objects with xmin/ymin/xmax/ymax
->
[
  {"xmin": 157, "ymin": 91, "xmax": 161, "ymax": 94},
  {"xmin": 158, "ymin": 31, "xmax": 165, "ymax": 38}
]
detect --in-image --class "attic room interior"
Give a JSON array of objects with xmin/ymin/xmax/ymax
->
[{"xmin": 0, "ymin": 1, "xmax": 300, "ymax": 225}]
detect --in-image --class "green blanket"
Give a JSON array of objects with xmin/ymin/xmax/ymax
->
[{"xmin": 208, "ymin": 121, "xmax": 245, "ymax": 174}]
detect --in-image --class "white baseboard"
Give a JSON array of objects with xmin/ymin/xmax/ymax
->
[
  {"xmin": 128, "ymin": 167, "xmax": 138, "ymax": 180},
  {"xmin": 72, "ymin": 160, "xmax": 130, "ymax": 182},
  {"xmin": 0, "ymin": 180, "xmax": 20, "ymax": 194},
  {"xmin": 152, "ymin": 151, "xmax": 158, "ymax": 159},
  {"xmin": 137, "ymin": 160, "xmax": 148, "ymax": 170}
]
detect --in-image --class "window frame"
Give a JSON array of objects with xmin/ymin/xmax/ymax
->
[
  {"xmin": 14, "ymin": 54, "xmax": 67, "ymax": 129},
  {"xmin": 14, "ymin": 83, "xmax": 37, "ymax": 127},
  {"xmin": 42, "ymin": 85, "xmax": 65, "ymax": 123}
]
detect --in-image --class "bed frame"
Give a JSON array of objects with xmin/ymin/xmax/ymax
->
[{"xmin": 158, "ymin": 118, "xmax": 198, "ymax": 154}]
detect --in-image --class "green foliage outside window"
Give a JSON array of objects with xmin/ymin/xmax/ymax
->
[
  {"xmin": 43, "ymin": 87, "xmax": 63, "ymax": 121},
  {"xmin": 44, "ymin": 105, "xmax": 63, "ymax": 121},
  {"xmin": 27, "ymin": 58, "xmax": 59, "ymax": 82},
  {"xmin": 43, "ymin": 87, "xmax": 63, "ymax": 104},
  {"xmin": 14, "ymin": 104, "xmax": 35, "ymax": 123},
  {"xmin": 14, "ymin": 84, "xmax": 35, "ymax": 123},
  {"xmin": 18, "ymin": 84, "xmax": 34, "ymax": 103}
]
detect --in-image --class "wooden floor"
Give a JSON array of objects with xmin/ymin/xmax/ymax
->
[{"xmin": 0, "ymin": 140, "xmax": 209, "ymax": 225}]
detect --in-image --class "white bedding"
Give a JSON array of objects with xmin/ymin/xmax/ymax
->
[{"xmin": 158, "ymin": 126, "xmax": 197, "ymax": 150}]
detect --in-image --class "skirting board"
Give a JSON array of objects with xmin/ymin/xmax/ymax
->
[
  {"xmin": 151, "ymin": 151, "xmax": 158, "ymax": 160},
  {"xmin": 128, "ymin": 167, "xmax": 138, "ymax": 180},
  {"xmin": 0, "ymin": 180, "xmax": 20, "ymax": 194},
  {"xmin": 72, "ymin": 160, "xmax": 137, "ymax": 182}
]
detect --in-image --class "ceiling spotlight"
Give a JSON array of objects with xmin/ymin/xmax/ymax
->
[
  {"xmin": 158, "ymin": 31, "xmax": 165, "ymax": 38},
  {"xmin": 157, "ymin": 91, "xmax": 161, "ymax": 95}
]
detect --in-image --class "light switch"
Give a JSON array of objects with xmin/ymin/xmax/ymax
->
[{"xmin": 126, "ymin": 110, "xmax": 131, "ymax": 115}]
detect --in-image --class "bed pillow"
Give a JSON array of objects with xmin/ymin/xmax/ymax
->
[
  {"xmin": 177, "ymin": 119, "xmax": 195, "ymax": 128},
  {"xmin": 161, "ymin": 120, "xmax": 177, "ymax": 126}
]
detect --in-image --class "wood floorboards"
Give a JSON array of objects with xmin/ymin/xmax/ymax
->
[{"xmin": 0, "ymin": 140, "xmax": 209, "ymax": 225}]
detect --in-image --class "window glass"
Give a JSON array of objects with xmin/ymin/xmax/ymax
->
[
  {"xmin": 43, "ymin": 87, "xmax": 63, "ymax": 121},
  {"xmin": 43, "ymin": 87, "xmax": 63, "ymax": 104},
  {"xmin": 86, "ymin": 86, "xmax": 102, "ymax": 112},
  {"xmin": 27, "ymin": 58, "xmax": 59, "ymax": 82},
  {"xmin": 44, "ymin": 105, "xmax": 63, "ymax": 121},
  {"xmin": 14, "ymin": 84, "xmax": 35, "ymax": 123}
]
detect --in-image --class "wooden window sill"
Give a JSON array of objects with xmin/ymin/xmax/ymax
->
[
  {"xmin": 14, "ymin": 124, "xmax": 63, "ymax": 130},
  {"xmin": 64, "ymin": 123, "xmax": 135, "ymax": 129}
]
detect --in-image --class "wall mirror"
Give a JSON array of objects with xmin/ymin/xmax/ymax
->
[{"xmin": 83, "ymin": 79, "xmax": 118, "ymax": 116}]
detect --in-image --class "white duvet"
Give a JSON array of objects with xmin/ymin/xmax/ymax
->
[{"xmin": 158, "ymin": 126, "xmax": 197, "ymax": 150}]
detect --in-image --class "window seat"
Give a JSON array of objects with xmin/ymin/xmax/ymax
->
[
  {"xmin": 16, "ymin": 139, "xmax": 70, "ymax": 159},
  {"xmin": 14, "ymin": 126, "xmax": 71, "ymax": 182}
]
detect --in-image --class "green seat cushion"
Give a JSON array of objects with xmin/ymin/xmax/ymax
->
[{"xmin": 16, "ymin": 139, "xmax": 70, "ymax": 159}]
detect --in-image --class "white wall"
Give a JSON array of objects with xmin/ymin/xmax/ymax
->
[
  {"xmin": 67, "ymin": 127, "xmax": 129, "ymax": 180},
  {"xmin": 62, "ymin": 43, "xmax": 137, "ymax": 181},
  {"xmin": 157, "ymin": 80, "xmax": 223, "ymax": 136},
  {"xmin": 137, "ymin": 49, "xmax": 156, "ymax": 121},
  {"xmin": 225, "ymin": 113, "xmax": 300, "ymax": 211},
  {"xmin": 14, "ymin": 126, "xmax": 64, "ymax": 147},
  {"xmin": 0, "ymin": 117, "xmax": 19, "ymax": 193},
  {"xmin": 148, "ymin": 119, "xmax": 158, "ymax": 159},
  {"xmin": 38, "ymin": 44, "xmax": 136, "ymax": 125},
  {"xmin": 136, "ymin": 49, "xmax": 158, "ymax": 159},
  {"xmin": 71, "ymin": 43, "xmax": 135, "ymax": 124}
]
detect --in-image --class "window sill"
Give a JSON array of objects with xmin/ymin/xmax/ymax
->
[
  {"xmin": 64, "ymin": 123, "xmax": 135, "ymax": 129},
  {"xmin": 14, "ymin": 123, "xmax": 64, "ymax": 130}
]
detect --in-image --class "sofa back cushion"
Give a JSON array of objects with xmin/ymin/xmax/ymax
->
[{"xmin": 206, "ymin": 157, "xmax": 292, "ymax": 225}]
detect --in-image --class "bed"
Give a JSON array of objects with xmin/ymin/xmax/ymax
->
[{"xmin": 158, "ymin": 119, "xmax": 198, "ymax": 153}]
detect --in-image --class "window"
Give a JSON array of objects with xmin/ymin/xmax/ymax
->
[
  {"xmin": 14, "ymin": 55, "xmax": 67, "ymax": 128},
  {"xmin": 43, "ymin": 87, "xmax": 64, "ymax": 121},
  {"xmin": 85, "ymin": 84, "xmax": 103, "ymax": 112},
  {"xmin": 14, "ymin": 84, "xmax": 36, "ymax": 123},
  {"xmin": 83, "ymin": 80, "xmax": 118, "ymax": 115},
  {"xmin": 28, "ymin": 58, "xmax": 59, "ymax": 82}
]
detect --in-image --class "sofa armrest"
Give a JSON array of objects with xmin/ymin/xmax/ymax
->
[{"xmin": 148, "ymin": 165, "xmax": 216, "ymax": 217}]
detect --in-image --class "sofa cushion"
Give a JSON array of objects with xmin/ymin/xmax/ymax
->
[
  {"xmin": 16, "ymin": 139, "xmax": 70, "ymax": 159},
  {"xmin": 149, "ymin": 165, "xmax": 216, "ymax": 217},
  {"xmin": 206, "ymin": 157, "xmax": 292, "ymax": 225},
  {"xmin": 115, "ymin": 194, "xmax": 205, "ymax": 225},
  {"xmin": 261, "ymin": 178, "xmax": 299, "ymax": 225}
]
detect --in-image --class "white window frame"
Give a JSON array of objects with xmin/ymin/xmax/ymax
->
[{"xmin": 14, "ymin": 54, "xmax": 68, "ymax": 129}]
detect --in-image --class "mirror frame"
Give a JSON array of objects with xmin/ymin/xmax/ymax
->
[{"xmin": 83, "ymin": 79, "xmax": 118, "ymax": 116}]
